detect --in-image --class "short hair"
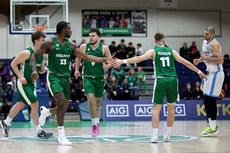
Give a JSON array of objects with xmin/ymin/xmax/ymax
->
[
  {"xmin": 56, "ymin": 21, "xmax": 70, "ymax": 35},
  {"xmin": 121, "ymin": 39, "xmax": 125, "ymax": 42},
  {"xmin": 31, "ymin": 31, "xmax": 46, "ymax": 45},
  {"xmin": 154, "ymin": 32, "xmax": 165, "ymax": 41},
  {"xmin": 128, "ymin": 42, "xmax": 132, "ymax": 45},
  {"xmin": 89, "ymin": 29, "xmax": 101, "ymax": 37},
  {"xmin": 112, "ymin": 41, "xmax": 116, "ymax": 44},
  {"xmin": 205, "ymin": 26, "xmax": 215, "ymax": 34},
  {"xmin": 137, "ymin": 43, "xmax": 141, "ymax": 47}
]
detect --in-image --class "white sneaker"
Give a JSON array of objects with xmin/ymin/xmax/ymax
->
[
  {"xmin": 163, "ymin": 134, "xmax": 171, "ymax": 142},
  {"xmin": 57, "ymin": 136, "xmax": 72, "ymax": 146},
  {"xmin": 22, "ymin": 109, "xmax": 29, "ymax": 121},
  {"xmin": 149, "ymin": 135, "xmax": 158, "ymax": 143},
  {"xmin": 39, "ymin": 106, "xmax": 49, "ymax": 126}
]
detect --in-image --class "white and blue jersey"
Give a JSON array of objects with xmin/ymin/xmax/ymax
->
[{"xmin": 202, "ymin": 39, "xmax": 224, "ymax": 98}]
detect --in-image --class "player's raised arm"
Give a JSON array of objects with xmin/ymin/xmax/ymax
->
[
  {"xmin": 72, "ymin": 43, "xmax": 113, "ymax": 64},
  {"xmin": 173, "ymin": 50, "xmax": 207, "ymax": 80},
  {"xmin": 30, "ymin": 39, "xmax": 53, "ymax": 81},
  {"xmin": 113, "ymin": 49, "xmax": 154, "ymax": 68}
]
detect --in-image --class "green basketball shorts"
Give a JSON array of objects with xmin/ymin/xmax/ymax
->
[
  {"xmin": 47, "ymin": 72, "xmax": 70, "ymax": 100},
  {"xmin": 83, "ymin": 76, "xmax": 105, "ymax": 97},
  {"xmin": 152, "ymin": 77, "xmax": 179, "ymax": 104},
  {"xmin": 16, "ymin": 79, "xmax": 37, "ymax": 105}
]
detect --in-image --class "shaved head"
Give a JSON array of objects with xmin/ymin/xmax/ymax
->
[{"xmin": 205, "ymin": 26, "xmax": 215, "ymax": 34}]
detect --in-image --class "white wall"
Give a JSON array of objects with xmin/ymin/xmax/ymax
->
[{"xmin": 0, "ymin": 0, "xmax": 230, "ymax": 58}]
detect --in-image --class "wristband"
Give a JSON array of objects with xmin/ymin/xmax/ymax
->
[
  {"xmin": 123, "ymin": 60, "xmax": 127, "ymax": 64},
  {"xmin": 197, "ymin": 70, "xmax": 202, "ymax": 75}
]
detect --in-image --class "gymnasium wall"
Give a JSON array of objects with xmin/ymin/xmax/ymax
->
[{"xmin": 0, "ymin": 0, "xmax": 230, "ymax": 58}]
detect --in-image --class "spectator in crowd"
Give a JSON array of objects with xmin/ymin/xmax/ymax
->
[
  {"xmin": 179, "ymin": 42, "xmax": 192, "ymax": 62},
  {"xmin": 181, "ymin": 83, "xmax": 194, "ymax": 100},
  {"xmin": 137, "ymin": 66, "xmax": 148, "ymax": 95},
  {"xmin": 223, "ymin": 54, "xmax": 230, "ymax": 91},
  {"xmin": 109, "ymin": 41, "xmax": 117, "ymax": 56},
  {"xmin": 114, "ymin": 15, "xmax": 121, "ymax": 27},
  {"xmin": 127, "ymin": 69, "xmax": 138, "ymax": 99},
  {"xmin": 120, "ymin": 78, "xmax": 131, "ymax": 100},
  {"xmin": 90, "ymin": 16, "xmax": 97, "ymax": 28},
  {"xmin": 3, "ymin": 82, "xmax": 14, "ymax": 118},
  {"xmin": 78, "ymin": 39, "xmax": 86, "ymax": 48},
  {"xmin": 0, "ymin": 82, "xmax": 4, "ymax": 112},
  {"xmin": 100, "ymin": 39, "xmax": 105, "ymax": 45},
  {"xmin": 120, "ymin": 15, "xmax": 127, "ymax": 28},
  {"xmin": 70, "ymin": 78, "xmax": 78, "ymax": 103},
  {"xmin": 109, "ymin": 76, "xmax": 119, "ymax": 100},
  {"xmin": 126, "ymin": 42, "xmax": 136, "ymax": 59},
  {"xmin": 136, "ymin": 43, "xmax": 143, "ymax": 56},
  {"xmin": 0, "ymin": 62, "xmax": 11, "ymax": 89},
  {"xmin": 189, "ymin": 41, "xmax": 200, "ymax": 61},
  {"xmin": 108, "ymin": 17, "xmax": 115, "ymax": 28},
  {"xmin": 193, "ymin": 81, "xmax": 203, "ymax": 99},
  {"xmin": 116, "ymin": 39, "xmax": 127, "ymax": 59},
  {"xmin": 111, "ymin": 66, "xmax": 125, "ymax": 86}
]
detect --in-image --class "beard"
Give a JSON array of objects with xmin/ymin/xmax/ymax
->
[{"xmin": 90, "ymin": 40, "xmax": 98, "ymax": 45}]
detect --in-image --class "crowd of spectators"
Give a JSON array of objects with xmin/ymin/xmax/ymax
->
[{"xmin": 179, "ymin": 41, "xmax": 200, "ymax": 63}]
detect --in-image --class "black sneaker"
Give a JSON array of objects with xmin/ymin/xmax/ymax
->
[
  {"xmin": 0, "ymin": 120, "xmax": 9, "ymax": 137},
  {"xmin": 37, "ymin": 130, "xmax": 53, "ymax": 139}
]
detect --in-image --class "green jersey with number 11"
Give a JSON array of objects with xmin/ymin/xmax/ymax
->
[
  {"xmin": 154, "ymin": 46, "xmax": 177, "ymax": 78},
  {"xmin": 47, "ymin": 37, "xmax": 72, "ymax": 76}
]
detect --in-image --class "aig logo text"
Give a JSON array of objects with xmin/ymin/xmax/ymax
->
[
  {"xmin": 163, "ymin": 104, "xmax": 186, "ymax": 116},
  {"xmin": 106, "ymin": 105, "xmax": 129, "ymax": 117}
]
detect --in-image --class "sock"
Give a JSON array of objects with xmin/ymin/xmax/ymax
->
[
  {"xmin": 208, "ymin": 118, "xmax": 211, "ymax": 124},
  {"xmin": 152, "ymin": 128, "xmax": 158, "ymax": 136},
  {"xmin": 4, "ymin": 116, "xmax": 12, "ymax": 126},
  {"xmin": 46, "ymin": 109, "xmax": 52, "ymax": 116},
  {"xmin": 35, "ymin": 125, "xmax": 42, "ymax": 133},
  {"xmin": 96, "ymin": 118, "xmax": 100, "ymax": 125},
  {"xmin": 91, "ymin": 118, "xmax": 97, "ymax": 126},
  {"xmin": 209, "ymin": 120, "xmax": 216, "ymax": 130},
  {"xmin": 165, "ymin": 127, "xmax": 172, "ymax": 136},
  {"xmin": 58, "ymin": 126, "xmax": 65, "ymax": 137}
]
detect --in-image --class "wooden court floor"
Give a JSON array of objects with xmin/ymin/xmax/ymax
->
[{"xmin": 0, "ymin": 120, "xmax": 229, "ymax": 153}]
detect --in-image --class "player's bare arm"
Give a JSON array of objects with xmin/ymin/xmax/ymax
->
[
  {"xmin": 39, "ymin": 60, "xmax": 46, "ymax": 74},
  {"xmin": 11, "ymin": 50, "xmax": 30, "ymax": 85},
  {"xmin": 72, "ymin": 43, "xmax": 113, "ymax": 64},
  {"xmin": 102, "ymin": 45, "xmax": 113, "ymax": 70},
  {"xmin": 30, "ymin": 39, "xmax": 53, "ymax": 81},
  {"xmin": 113, "ymin": 49, "xmax": 154, "ymax": 67},
  {"xmin": 201, "ymin": 42, "xmax": 223, "ymax": 64},
  {"xmin": 173, "ymin": 50, "xmax": 207, "ymax": 80}
]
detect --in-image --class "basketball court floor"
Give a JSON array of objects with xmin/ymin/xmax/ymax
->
[{"xmin": 0, "ymin": 119, "xmax": 229, "ymax": 153}]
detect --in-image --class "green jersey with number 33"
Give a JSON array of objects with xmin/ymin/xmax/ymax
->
[
  {"xmin": 47, "ymin": 37, "xmax": 72, "ymax": 76},
  {"xmin": 83, "ymin": 43, "xmax": 104, "ymax": 77},
  {"xmin": 154, "ymin": 46, "xmax": 177, "ymax": 78}
]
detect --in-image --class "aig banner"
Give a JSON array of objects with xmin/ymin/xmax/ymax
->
[{"xmin": 103, "ymin": 100, "xmax": 230, "ymax": 121}]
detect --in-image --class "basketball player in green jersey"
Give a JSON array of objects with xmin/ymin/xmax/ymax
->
[
  {"xmin": 75, "ymin": 29, "xmax": 112, "ymax": 138},
  {"xmin": 30, "ymin": 21, "xmax": 113, "ymax": 145},
  {"xmin": 0, "ymin": 31, "xmax": 53, "ymax": 139},
  {"xmin": 113, "ymin": 32, "xmax": 207, "ymax": 143}
]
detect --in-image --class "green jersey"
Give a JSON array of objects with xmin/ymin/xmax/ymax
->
[
  {"xmin": 82, "ymin": 43, "xmax": 104, "ymax": 77},
  {"xmin": 154, "ymin": 47, "xmax": 177, "ymax": 78},
  {"xmin": 137, "ymin": 71, "xmax": 146, "ymax": 81},
  {"xmin": 19, "ymin": 47, "xmax": 43, "ymax": 84},
  {"xmin": 127, "ymin": 75, "xmax": 138, "ymax": 87},
  {"xmin": 47, "ymin": 37, "xmax": 72, "ymax": 76}
]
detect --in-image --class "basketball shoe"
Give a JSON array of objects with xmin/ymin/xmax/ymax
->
[
  {"xmin": 39, "ymin": 106, "xmax": 49, "ymax": 126},
  {"xmin": 200, "ymin": 126, "xmax": 212, "ymax": 136},
  {"xmin": 163, "ymin": 134, "xmax": 171, "ymax": 142},
  {"xmin": 57, "ymin": 136, "xmax": 72, "ymax": 146},
  {"xmin": 22, "ymin": 109, "xmax": 29, "ymax": 121},
  {"xmin": 149, "ymin": 135, "xmax": 158, "ymax": 143},
  {"xmin": 92, "ymin": 125, "xmax": 99, "ymax": 138},
  {"xmin": 97, "ymin": 123, "xmax": 100, "ymax": 135},
  {"xmin": 37, "ymin": 130, "xmax": 53, "ymax": 139},
  {"xmin": 0, "ymin": 120, "xmax": 10, "ymax": 137},
  {"xmin": 210, "ymin": 126, "xmax": 219, "ymax": 135}
]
